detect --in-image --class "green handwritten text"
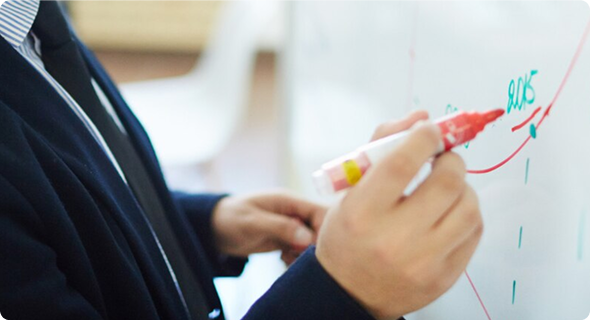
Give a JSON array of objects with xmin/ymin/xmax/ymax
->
[{"xmin": 507, "ymin": 70, "xmax": 537, "ymax": 114}]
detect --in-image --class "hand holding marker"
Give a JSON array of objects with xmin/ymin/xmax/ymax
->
[
  {"xmin": 315, "ymin": 113, "xmax": 486, "ymax": 319},
  {"xmin": 313, "ymin": 109, "xmax": 505, "ymax": 194}
]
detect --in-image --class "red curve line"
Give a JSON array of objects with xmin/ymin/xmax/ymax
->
[
  {"xmin": 511, "ymin": 106, "xmax": 542, "ymax": 132},
  {"xmin": 467, "ymin": 20, "xmax": 590, "ymax": 174},
  {"xmin": 467, "ymin": 136, "xmax": 532, "ymax": 174},
  {"xmin": 465, "ymin": 270, "xmax": 491, "ymax": 320}
]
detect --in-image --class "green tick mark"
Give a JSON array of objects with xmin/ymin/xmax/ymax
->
[
  {"xmin": 518, "ymin": 226, "xmax": 523, "ymax": 249},
  {"xmin": 529, "ymin": 124, "xmax": 537, "ymax": 139},
  {"xmin": 525, "ymin": 158, "xmax": 530, "ymax": 185},
  {"xmin": 512, "ymin": 280, "xmax": 516, "ymax": 304}
]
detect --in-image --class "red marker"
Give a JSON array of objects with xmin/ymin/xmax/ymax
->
[{"xmin": 312, "ymin": 109, "xmax": 505, "ymax": 194}]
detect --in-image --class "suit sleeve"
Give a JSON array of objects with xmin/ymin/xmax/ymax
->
[
  {"xmin": 243, "ymin": 246, "xmax": 375, "ymax": 320},
  {"xmin": 0, "ymin": 176, "xmax": 103, "ymax": 319},
  {"xmin": 172, "ymin": 192, "xmax": 248, "ymax": 277}
]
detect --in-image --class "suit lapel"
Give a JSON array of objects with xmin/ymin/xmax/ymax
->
[
  {"xmin": 0, "ymin": 38, "xmax": 126, "ymax": 198},
  {"xmin": 0, "ymin": 37, "xmax": 144, "ymax": 228}
]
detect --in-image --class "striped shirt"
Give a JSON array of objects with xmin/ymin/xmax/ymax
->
[{"xmin": 0, "ymin": 0, "xmax": 127, "ymax": 182}]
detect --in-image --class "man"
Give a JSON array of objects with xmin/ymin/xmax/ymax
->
[{"xmin": 0, "ymin": 0, "xmax": 483, "ymax": 319}]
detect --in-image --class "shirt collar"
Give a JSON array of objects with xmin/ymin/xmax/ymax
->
[{"xmin": 0, "ymin": 0, "xmax": 40, "ymax": 48}]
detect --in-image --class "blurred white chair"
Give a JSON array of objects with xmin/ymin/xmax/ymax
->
[{"xmin": 120, "ymin": 1, "xmax": 275, "ymax": 169}]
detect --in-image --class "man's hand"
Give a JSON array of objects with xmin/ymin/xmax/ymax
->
[
  {"xmin": 316, "ymin": 111, "xmax": 483, "ymax": 319},
  {"xmin": 212, "ymin": 191, "xmax": 327, "ymax": 265}
]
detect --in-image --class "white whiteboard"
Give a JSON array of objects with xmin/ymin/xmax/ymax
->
[{"xmin": 285, "ymin": 1, "xmax": 590, "ymax": 319}]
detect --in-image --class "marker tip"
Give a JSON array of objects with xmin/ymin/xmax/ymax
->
[{"xmin": 485, "ymin": 109, "xmax": 505, "ymax": 122}]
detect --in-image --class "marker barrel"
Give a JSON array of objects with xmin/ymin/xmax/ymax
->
[{"xmin": 312, "ymin": 110, "xmax": 503, "ymax": 195}]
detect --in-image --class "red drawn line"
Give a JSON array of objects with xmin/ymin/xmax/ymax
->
[
  {"xmin": 465, "ymin": 270, "xmax": 491, "ymax": 320},
  {"xmin": 467, "ymin": 20, "xmax": 590, "ymax": 174},
  {"xmin": 468, "ymin": 136, "xmax": 532, "ymax": 174},
  {"xmin": 511, "ymin": 106, "xmax": 542, "ymax": 132}
]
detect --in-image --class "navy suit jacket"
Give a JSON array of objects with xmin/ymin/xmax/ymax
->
[{"xmin": 0, "ymin": 34, "xmax": 373, "ymax": 319}]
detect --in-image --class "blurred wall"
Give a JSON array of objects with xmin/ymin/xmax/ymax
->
[{"xmin": 69, "ymin": 1, "xmax": 223, "ymax": 53}]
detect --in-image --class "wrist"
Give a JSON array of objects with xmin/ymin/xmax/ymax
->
[
  {"xmin": 211, "ymin": 196, "xmax": 234, "ymax": 255},
  {"xmin": 315, "ymin": 243, "xmax": 402, "ymax": 320}
]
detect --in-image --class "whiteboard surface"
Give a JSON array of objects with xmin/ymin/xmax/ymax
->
[{"xmin": 286, "ymin": 1, "xmax": 590, "ymax": 319}]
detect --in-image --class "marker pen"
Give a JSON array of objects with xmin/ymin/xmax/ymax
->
[{"xmin": 312, "ymin": 109, "xmax": 504, "ymax": 194}]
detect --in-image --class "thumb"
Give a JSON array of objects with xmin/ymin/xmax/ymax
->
[{"xmin": 261, "ymin": 212, "xmax": 315, "ymax": 250}]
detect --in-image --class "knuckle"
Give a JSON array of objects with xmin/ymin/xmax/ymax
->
[
  {"xmin": 473, "ymin": 218, "xmax": 484, "ymax": 239},
  {"xmin": 435, "ymin": 152, "xmax": 466, "ymax": 176},
  {"xmin": 446, "ymin": 152, "xmax": 467, "ymax": 173},
  {"xmin": 473, "ymin": 209, "xmax": 484, "ymax": 234},
  {"xmin": 463, "ymin": 193, "xmax": 480, "ymax": 216},
  {"xmin": 463, "ymin": 207, "xmax": 482, "ymax": 230},
  {"xmin": 437, "ymin": 166, "xmax": 466, "ymax": 193},
  {"xmin": 461, "ymin": 201, "xmax": 483, "ymax": 235},
  {"xmin": 465, "ymin": 187, "xmax": 482, "ymax": 222}
]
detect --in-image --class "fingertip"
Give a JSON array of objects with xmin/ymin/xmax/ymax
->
[
  {"xmin": 281, "ymin": 250, "xmax": 300, "ymax": 266},
  {"xmin": 293, "ymin": 226, "xmax": 314, "ymax": 248},
  {"xmin": 410, "ymin": 109, "xmax": 430, "ymax": 120},
  {"xmin": 400, "ymin": 110, "xmax": 430, "ymax": 131},
  {"xmin": 372, "ymin": 111, "xmax": 432, "ymax": 141}
]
